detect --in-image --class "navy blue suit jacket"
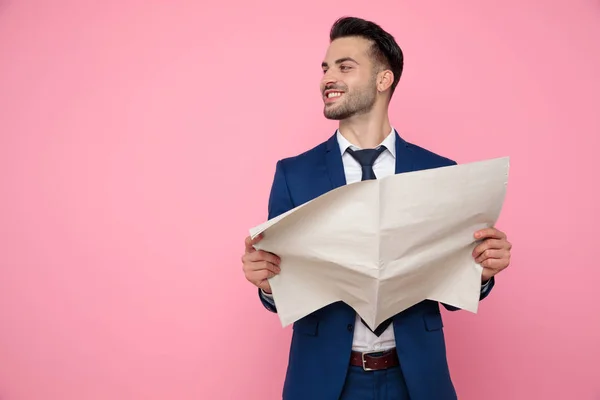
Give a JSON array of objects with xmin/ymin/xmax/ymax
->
[{"xmin": 259, "ymin": 130, "xmax": 495, "ymax": 400}]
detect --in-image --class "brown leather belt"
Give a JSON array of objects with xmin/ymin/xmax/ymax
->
[{"xmin": 350, "ymin": 349, "xmax": 399, "ymax": 371}]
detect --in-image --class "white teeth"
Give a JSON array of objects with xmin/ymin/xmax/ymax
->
[{"xmin": 327, "ymin": 92, "xmax": 342, "ymax": 98}]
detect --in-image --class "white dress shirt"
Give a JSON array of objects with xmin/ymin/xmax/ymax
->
[
  {"xmin": 261, "ymin": 127, "xmax": 491, "ymax": 352},
  {"xmin": 336, "ymin": 128, "xmax": 398, "ymax": 352}
]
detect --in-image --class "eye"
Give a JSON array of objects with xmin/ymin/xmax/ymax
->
[{"xmin": 340, "ymin": 65, "xmax": 351, "ymax": 71}]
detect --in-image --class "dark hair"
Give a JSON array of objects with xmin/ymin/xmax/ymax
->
[{"xmin": 329, "ymin": 16, "xmax": 404, "ymax": 96}]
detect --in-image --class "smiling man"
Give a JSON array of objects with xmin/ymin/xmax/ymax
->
[{"xmin": 242, "ymin": 16, "xmax": 512, "ymax": 400}]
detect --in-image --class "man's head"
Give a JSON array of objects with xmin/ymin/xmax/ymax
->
[{"xmin": 320, "ymin": 17, "xmax": 404, "ymax": 120}]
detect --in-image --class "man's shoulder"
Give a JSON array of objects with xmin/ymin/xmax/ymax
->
[
  {"xmin": 403, "ymin": 139, "xmax": 457, "ymax": 168},
  {"xmin": 277, "ymin": 136, "xmax": 331, "ymax": 170}
]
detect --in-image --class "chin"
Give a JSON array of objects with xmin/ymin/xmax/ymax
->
[
  {"xmin": 324, "ymin": 112, "xmax": 342, "ymax": 120},
  {"xmin": 323, "ymin": 106, "xmax": 346, "ymax": 120},
  {"xmin": 324, "ymin": 110, "xmax": 351, "ymax": 120}
]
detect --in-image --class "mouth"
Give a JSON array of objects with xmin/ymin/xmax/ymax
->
[{"xmin": 323, "ymin": 90, "xmax": 344, "ymax": 103}]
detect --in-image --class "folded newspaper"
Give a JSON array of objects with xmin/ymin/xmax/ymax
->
[{"xmin": 249, "ymin": 157, "xmax": 509, "ymax": 330}]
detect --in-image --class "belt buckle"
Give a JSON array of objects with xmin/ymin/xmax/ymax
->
[{"xmin": 360, "ymin": 350, "xmax": 380, "ymax": 371}]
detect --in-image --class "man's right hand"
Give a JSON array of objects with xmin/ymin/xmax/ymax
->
[{"xmin": 242, "ymin": 234, "xmax": 281, "ymax": 294}]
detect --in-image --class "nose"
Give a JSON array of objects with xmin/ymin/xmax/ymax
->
[{"xmin": 321, "ymin": 72, "xmax": 337, "ymax": 91}]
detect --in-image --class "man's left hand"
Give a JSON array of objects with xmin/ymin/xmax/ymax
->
[{"xmin": 472, "ymin": 227, "xmax": 512, "ymax": 283}]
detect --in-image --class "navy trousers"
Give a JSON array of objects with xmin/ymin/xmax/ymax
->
[{"xmin": 339, "ymin": 365, "xmax": 410, "ymax": 400}]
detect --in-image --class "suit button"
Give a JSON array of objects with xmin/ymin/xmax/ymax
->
[{"xmin": 347, "ymin": 324, "xmax": 353, "ymax": 331}]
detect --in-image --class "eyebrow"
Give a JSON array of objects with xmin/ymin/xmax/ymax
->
[{"xmin": 321, "ymin": 57, "xmax": 359, "ymax": 68}]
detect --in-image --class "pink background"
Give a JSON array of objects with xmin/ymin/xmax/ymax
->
[{"xmin": 1, "ymin": 1, "xmax": 599, "ymax": 399}]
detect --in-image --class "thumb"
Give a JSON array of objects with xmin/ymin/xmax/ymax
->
[{"xmin": 245, "ymin": 233, "xmax": 263, "ymax": 253}]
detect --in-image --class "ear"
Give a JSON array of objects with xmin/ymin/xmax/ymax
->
[{"xmin": 377, "ymin": 70, "xmax": 394, "ymax": 93}]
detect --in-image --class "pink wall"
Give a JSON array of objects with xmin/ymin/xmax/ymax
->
[{"xmin": 1, "ymin": 1, "xmax": 599, "ymax": 399}]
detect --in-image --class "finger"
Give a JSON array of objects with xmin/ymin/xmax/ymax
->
[
  {"xmin": 245, "ymin": 265, "xmax": 275, "ymax": 283},
  {"xmin": 260, "ymin": 260, "xmax": 281, "ymax": 275},
  {"xmin": 472, "ymin": 239, "xmax": 505, "ymax": 257},
  {"xmin": 480, "ymin": 258, "xmax": 506, "ymax": 270},
  {"xmin": 245, "ymin": 234, "xmax": 263, "ymax": 253},
  {"xmin": 244, "ymin": 250, "xmax": 281, "ymax": 265},
  {"xmin": 475, "ymin": 249, "xmax": 505, "ymax": 264},
  {"xmin": 253, "ymin": 269, "xmax": 277, "ymax": 282},
  {"xmin": 244, "ymin": 258, "xmax": 281, "ymax": 274},
  {"xmin": 247, "ymin": 270, "xmax": 274, "ymax": 287},
  {"xmin": 474, "ymin": 227, "xmax": 506, "ymax": 240},
  {"xmin": 244, "ymin": 234, "xmax": 261, "ymax": 252}
]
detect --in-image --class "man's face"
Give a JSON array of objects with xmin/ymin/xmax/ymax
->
[{"xmin": 320, "ymin": 36, "xmax": 379, "ymax": 120}]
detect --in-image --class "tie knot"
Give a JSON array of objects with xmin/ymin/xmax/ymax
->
[{"xmin": 347, "ymin": 146, "xmax": 386, "ymax": 167}]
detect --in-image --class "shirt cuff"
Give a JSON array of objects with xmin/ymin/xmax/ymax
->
[
  {"xmin": 481, "ymin": 278, "xmax": 492, "ymax": 293},
  {"xmin": 260, "ymin": 289, "xmax": 276, "ymax": 306}
]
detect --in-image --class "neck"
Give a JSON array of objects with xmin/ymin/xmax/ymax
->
[{"xmin": 338, "ymin": 108, "xmax": 392, "ymax": 149}]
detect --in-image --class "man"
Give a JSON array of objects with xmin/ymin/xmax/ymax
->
[{"xmin": 242, "ymin": 16, "xmax": 512, "ymax": 400}]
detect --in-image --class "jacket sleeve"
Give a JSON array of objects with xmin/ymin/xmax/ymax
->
[{"xmin": 258, "ymin": 160, "xmax": 295, "ymax": 313}]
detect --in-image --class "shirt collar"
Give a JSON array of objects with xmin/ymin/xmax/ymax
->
[{"xmin": 336, "ymin": 127, "xmax": 397, "ymax": 158}]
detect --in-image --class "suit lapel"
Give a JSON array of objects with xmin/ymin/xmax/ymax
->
[
  {"xmin": 394, "ymin": 130, "xmax": 414, "ymax": 174},
  {"xmin": 325, "ymin": 133, "xmax": 347, "ymax": 189}
]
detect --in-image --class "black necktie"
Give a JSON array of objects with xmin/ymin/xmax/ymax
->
[
  {"xmin": 346, "ymin": 146, "xmax": 394, "ymax": 337},
  {"xmin": 346, "ymin": 147, "xmax": 385, "ymax": 180}
]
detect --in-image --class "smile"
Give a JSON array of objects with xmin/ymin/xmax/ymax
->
[{"xmin": 324, "ymin": 90, "xmax": 344, "ymax": 103}]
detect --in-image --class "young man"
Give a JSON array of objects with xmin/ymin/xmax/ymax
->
[{"xmin": 242, "ymin": 16, "xmax": 512, "ymax": 400}]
